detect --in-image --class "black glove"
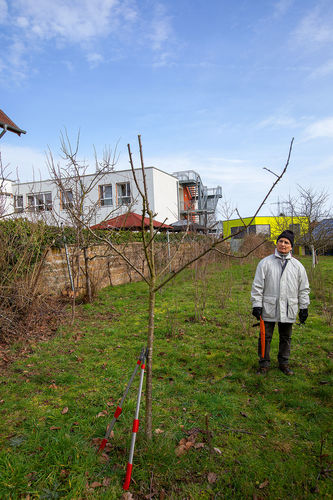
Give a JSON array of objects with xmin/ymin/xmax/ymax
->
[
  {"xmin": 252, "ymin": 307, "xmax": 262, "ymax": 320},
  {"xmin": 299, "ymin": 308, "xmax": 308, "ymax": 324}
]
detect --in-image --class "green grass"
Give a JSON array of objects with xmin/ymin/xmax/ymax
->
[{"xmin": 0, "ymin": 257, "xmax": 332, "ymax": 499}]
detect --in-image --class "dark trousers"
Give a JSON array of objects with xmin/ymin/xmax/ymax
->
[{"xmin": 258, "ymin": 322, "xmax": 293, "ymax": 368}]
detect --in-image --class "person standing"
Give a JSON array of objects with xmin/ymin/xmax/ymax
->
[{"xmin": 251, "ymin": 230, "xmax": 310, "ymax": 375}]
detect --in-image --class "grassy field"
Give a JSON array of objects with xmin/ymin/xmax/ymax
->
[{"xmin": 0, "ymin": 256, "xmax": 332, "ymax": 499}]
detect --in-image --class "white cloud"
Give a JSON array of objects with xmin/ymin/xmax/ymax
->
[
  {"xmin": 0, "ymin": 0, "xmax": 8, "ymax": 21},
  {"xmin": 293, "ymin": 8, "xmax": 333, "ymax": 47},
  {"xmin": 256, "ymin": 115, "xmax": 299, "ymax": 130},
  {"xmin": 273, "ymin": 0, "xmax": 294, "ymax": 18},
  {"xmin": 304, "ymin": 118, "xmax": 333, "ymax": 140},
  {"xmin": 148, "ymin": 2, "xmax": 172, "ymax": 51},
  {"xmin": 1, "ymin": 0, "xmax": 176, "ymax": 80},
  {"xmin": 86, "ymin": 52, "xmax": 104, "ymax": 67},
  {"xmin": 10, "ymin": 0, "xmax": 135, "ymax": 44},
  {"xmin": 309, "ymin": 59, "xmax": 333, "ymax": 79}
]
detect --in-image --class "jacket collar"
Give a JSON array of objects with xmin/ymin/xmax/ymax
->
[{"xmin": 274, "ymin": 248, "xmax": 292, "ymax": 260}]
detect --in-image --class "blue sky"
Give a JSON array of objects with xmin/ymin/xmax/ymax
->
[{"xmin": 1, "ymin": 0, "xmax": 333, "ymax": 217}]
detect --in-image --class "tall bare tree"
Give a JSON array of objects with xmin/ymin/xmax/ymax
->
[{"xmin": 89, "ymin": 136, "xmax": 293, "ymax": 439}]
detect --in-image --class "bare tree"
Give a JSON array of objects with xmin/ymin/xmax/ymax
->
[
  {"xmin": 46, "ymin": 130, "xmax": 119, "ymax": 304},
  {"xmin": 273, "ymin": 185, "xmax": 332, "ymax": 266},
  {"xmin": 87, "ymin": 135, "xmax": 293, "ymax": 439}
]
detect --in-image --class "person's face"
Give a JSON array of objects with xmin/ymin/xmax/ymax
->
[{"xmin": 276, "ymin": 237, "xmax": 292, "ymax": 254}]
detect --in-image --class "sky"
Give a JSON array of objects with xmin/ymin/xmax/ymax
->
[{"xmin": 1, "ymin": 0, "xmax": 333, "ymax": 218}]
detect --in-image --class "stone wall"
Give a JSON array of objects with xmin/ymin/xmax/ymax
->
[{"xmin": 38, "ymin": 240, "xmax": 215, "ymax": 297}]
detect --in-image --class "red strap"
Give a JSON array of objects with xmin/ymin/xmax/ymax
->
[
  {"xmin": 123, "ymin": 463, "xmax": 133, "ymax": 490},
  {"xmin": 114, "ymin": 406, "xmax": 122, "ymax": 418},
  {"xmin": 141, "ymin": 364, "xmax": 146, "ymax": 370},
  {"xmin": 132, "ymin": 419, "xmax": 139, "ymax": 433},
  {"xmin": 137, "ymin": 359, "xmax": 141, "ymax": 365}
]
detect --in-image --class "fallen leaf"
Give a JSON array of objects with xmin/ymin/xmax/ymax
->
[
  {"xmin": 96, "ymin": 410, "xmax": 108, "ymax": 418},
  {"xmin": 207, "ymin": 472, "xmax": 218, "ymax": 484},
  {"xmin": 50, "ymin": 426, "xmax": 61, "ymax": 431},
  {"xmin": 240, "ymin": 412, "xmax": 248, "ymax": 418},
  {"xmin": 61, "ymin": 407, "xmax": 69, "ymax": 414},
  {"xmin": 122, "ymin": 493, "xmax": 134, "ymax": 500},
  {"xmin": 213, "ymin": 447, "xmax": 222, "ymax": 455},
  {"xmin": 90, "ymin": 481, "xmax": 103, "ymax": 488},
  {"xmin": 91, "ymin": 438, "xmax": 103, "ymax": 448},
  {"xmin": 187, "ymin": 434, "xmax": 196, "ymax": 443},
  {"xmin": 0, "ymin": 400, "xmax": 4, "ymax": 404},
  {"xmin": 154, "ymin": 428, "xmax": 164, "ymax": 434},
  {"xmin": 99, "ymin": 453, "xmax": 110, "ymax": 463},
  {"xmin": 175, "ymin": 445, "xmax": 187, "ymax": 456},
  {"xmin": 178, "ymin": 438, "xmax": 187, "ymax": 446},
  {"xmin": 259, "ymin": 479, "xmax": 269, "ymax": 489},
  {"xmin": 103, "ymin": 477, "xmax": 112, "ymax": 487},
  {"xmin": 60, "ymin": 469, "xmax": 69, "ymax": 478},
  {"xmin": 185, "ymin": 441, "xmax": 194, "ymax": 449},
  {"xmin": 49, "ymin": 383, "xmax": 58, "ymax": 389},
  {"xmin": 194, "ymin": 442, "xmax": 205, "ymax": 449}
]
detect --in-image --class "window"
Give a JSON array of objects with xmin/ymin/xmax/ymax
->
[
  {"xmin": 99, "ymin": 184, "xmax": 113, "ymax": 206},
  {"xmin": 61, "ymin": 190, "xmax": 73, "ymax": 210},
  {"xmin": 231, "ymin": 224, "xmax": 271, "ymax": 239},
  {"xmin": 14, "ymin": 195, "xmax": 24, "ymax": 213},
  {"xmin": 255, "ymin": 224, "xmax": 271, "ymax": 236},
  {"xmin": 27, "ymin": 192, "xmax": 52, "ymax": 211},
  {"xmin": 117, "ymin": 182, "xmax": 131, "ymax": 205},
  {"xmin": 231, "ymin": 226, "xmax": 247, "ymax": 239}
]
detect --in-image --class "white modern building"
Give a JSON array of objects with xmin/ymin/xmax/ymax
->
[
  {"xmin": 1, "ymin": 166, "xmax": 222, "ymax": 227},
  {"xmin": 1, "ymin": 166, "xmax": 180, "ymax": 225}
]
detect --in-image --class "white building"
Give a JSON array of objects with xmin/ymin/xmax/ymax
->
[
  {"xmin": 1, "ymin": 166, "xmax": 180, "ymax": 225},
  {"xmin": 1, "ymin": 166, "xmax": 222, "ymax": 227}
]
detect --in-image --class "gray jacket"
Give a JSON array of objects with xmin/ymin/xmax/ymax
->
[{"xmin": 251, "ymin": 249, "xmax": 310, "ymax": 323}]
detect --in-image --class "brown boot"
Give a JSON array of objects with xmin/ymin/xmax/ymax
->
[{"xmin": 279, "ymin": 365, "xmax": 294, "ymax": 376}]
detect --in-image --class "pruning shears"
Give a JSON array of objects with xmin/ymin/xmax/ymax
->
[{"xmin": 252, "ymin": 316, "xmax": 265, "ymax": 359}]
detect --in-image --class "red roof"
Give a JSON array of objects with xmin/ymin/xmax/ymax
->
[
  {"xmin": 91, "ymin": 212, "xmax": 173, "ymax": 231},
  {"xmin": 0, "ymin": 109, "xmax": 26, "ymax": 136}
]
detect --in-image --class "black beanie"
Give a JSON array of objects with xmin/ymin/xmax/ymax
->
[{"xmin": 277, "ymin": 230, "xmax": 294, "ymax": 247}]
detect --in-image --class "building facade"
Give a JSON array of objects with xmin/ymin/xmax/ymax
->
[
  {"xmin": 223, "ymin": 215, "xmax": 309, "ymax": 245},
  {"xmin": 1, "ymin": 167, "xmax": 179, "ymax": 226},
  {"xmin": 1, "ymin": 167, "xmax": 222, "ymax": 228}
]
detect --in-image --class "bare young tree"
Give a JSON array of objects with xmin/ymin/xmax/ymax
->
[
  {"xmin": 46, "ymin": 130, "xmax": 119, "ymax": 303},
  {"xmin": 88, "ymin": 135, "xmax": 293, "ymax": 439}
]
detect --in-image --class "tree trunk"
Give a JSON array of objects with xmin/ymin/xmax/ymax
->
[
  {"xmin": 311, "ymin": 244, "xmax": 316, "ymax": 268},
  {"xmin": 145, "ymin": 284, "xmax": 155, "ymax": 439},
  {"xmin": 83, "ymin": 247, "xmax": 92, "ymax": 302}
]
